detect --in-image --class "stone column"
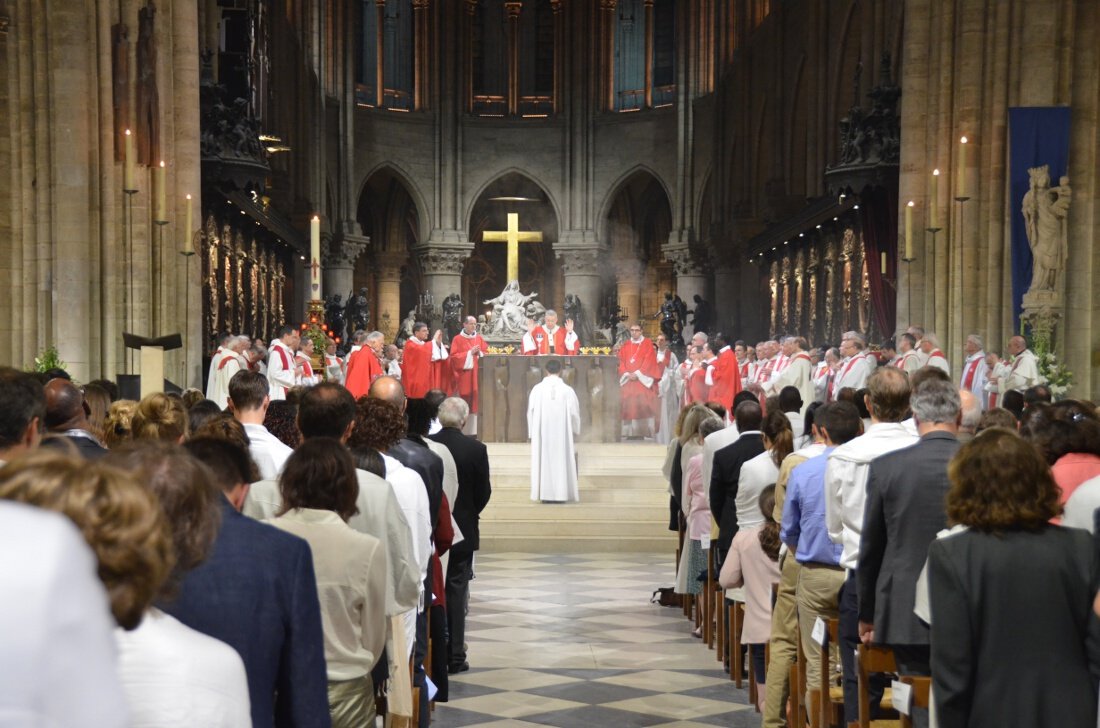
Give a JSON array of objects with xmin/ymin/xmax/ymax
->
[
  {"xmin": 505, "ymin": 1, "xmax": 521, "ymax": 116},
  {"xmin": 667, "ymin": 249, "xmax": 710, "ymax": 338},
  {"xmin": 559, "ymin": 248, "xmax": 604, "ymax": 336},
  {"xmin": 615, "ymin": 258, "xmax": 645, "ymax": 325},
  {"xmin": 375, "ymin": 250, "xmax": 405, "ymax": 341},
  {"xmin": 419, "ymin": 246, "xmax": 470, "ymax": 304},
  {"xmin": 322, "ymin": 233, "xmax": 369, "ymax": 304},
  {"xmin": 713, "ymin": 263, "xmax": 738, "ymax": 335}
]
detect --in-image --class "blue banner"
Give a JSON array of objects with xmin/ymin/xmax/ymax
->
[{"xmin": 1008, "ymin": 107, "xmax": 1071, "ymax": 330}]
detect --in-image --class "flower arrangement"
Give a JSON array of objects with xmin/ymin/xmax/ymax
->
[
  {"xmin": 1036, "ymin": 349, "xmax": 1073, "ymax": 400},
  {"xmin": 31, "ymin": 345, "xmax": 67, "ymax": 374}
]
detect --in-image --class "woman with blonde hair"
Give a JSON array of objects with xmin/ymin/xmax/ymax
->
[
  {"xmin": 102, "ymin": 399, "xmax": 138, "ymax": 449},
  {"xmin": 674, "ymin": 404, "xmax": 723, "ymax": 603},
  {"xmin": 131, "ymin": 392, "xmax": 189, "ymax": 443},
  {"xmin": 81, "ymin": 383, "xmax": 112, "ymax": 442}
]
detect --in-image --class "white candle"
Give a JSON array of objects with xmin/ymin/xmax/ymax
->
[
  {"xmin": 183, "ymin": 194, "xmax": 194, "ymax": 254},
  {"xmin": 881, "ymin": 251, "xmax": 887, "ymax": 273},
  {"xmin": 930, "ymin": 169, "xmax": 940, "ymax": 228},
  {"xmin": 905, "ymin": 201, "xmax": 914, "ymax": 260},
  {"xmin": 957, "ymin": 137, "xmax": 968, "ymax": 198},
  {"xmin": 310, "ymin": 215, "xmax": 321, "ymax": 298},
  {"xmin": 155, "ymin": 161, "xmax": 167, "ymax": 222},
  {"xmin": 124, "ymin": 129, "xmax": 135, "ymax": 191}
]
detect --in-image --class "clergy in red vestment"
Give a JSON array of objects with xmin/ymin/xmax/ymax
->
[
  {"xmin": 684, "ymin": 345, "xmax": 711, "ymax": 405},
  {"xmin": 706, "ymin": 332, "xmax": 742, "ymax": 412},
  {"xmin": 533, "ymin": 310, "xmax": 580, "ymax": 355},
  {"xmin": 448, "ymin": 316, "xmax": 486, "ymax": 413},
  {"xmin": 344, "ymin": 331, "xmax": 386, "ymax": 399},
  {"xmin": 618, "ymin": 323, "xmax": 662, "ymax": 438},
  {"xmin": 402, "ymin": 323, "xmax": 448, "ymax": 398}
]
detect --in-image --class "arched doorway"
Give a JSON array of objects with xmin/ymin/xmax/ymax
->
[
  {"xmin": 464, "ymin": 172, "xmax": 561, "ymax": 322},
  {"xmin": 356, "ymin": 167, "xmax": 423, "ymax": 341},
  {"xmin": 603, "ymin": 169, "xmax": 673, "ymax": 336}
]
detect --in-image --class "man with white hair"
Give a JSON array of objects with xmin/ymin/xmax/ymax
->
[
  {"xmin": 906, "ymin": 325, "xmax": 927, "ymax": 365},
  {"xmin": 989, "ymin": 335, "xmax": 1040, "ymax": 395},
  {"xmin": 755, "ymin": 340, "xmax": 780, "ymax": 386},
  {"xmin": 919, "ymin": 333, "xmax": 950, "ymax": 374},
  {"xmin": 534, "ymin": 309, "xmax": 580, "ymax": 355},
  {"xmin": 959, "ymin": 334, "xmax": 988, "ymax": 408},
  {"xmin": 209, "ymin": 336, "xmax": 251, "ymax": 409},
  {"xmin": 813, "ymin": 347, "xmax": 839, "ymax": 403},
  {"xmin": 205, "ymin": 332, "xmax": 235, "ymax": 401},
  {"xmin": 831, "ymin": 332, "xmax": 874, "ymax": 398},
  {"xmin": 345, "ymin": 331, "xmax": 386, "ymax": 399},
  {"xmin": 691, "ymin": 331, "xmax": 708, "ymax": 348},
  {"xmin": 767, "ymin": 337, "xmax": 814, "ymax": 414}
]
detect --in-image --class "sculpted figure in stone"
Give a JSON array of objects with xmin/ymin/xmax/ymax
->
[
  {"xmin": 654, "ymin": 293, "xmax": 680, "ymax": 345},
  {"xmin": 442, "ymin": 294, "xmax": 464, "ymax": 342},
  {"xmin": 344, "ymin": 287, "xmax": 370, "ymax": 334},
  {"xmin": 325, "ymin": 294, "xmax": 346, "ymax": 343},
  {"xmin": 564, "ymin": 293, "xmax": 594, "ymax": 345},
  {"xmin": 483, "ymin": 280, "xmax": 539, "ymax": 337},
  {"xmin": 1022, "ymin": 165, "xmax": 1072, "ymax": 293}
]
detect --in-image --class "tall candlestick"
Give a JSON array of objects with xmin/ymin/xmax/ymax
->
[
  {"xmin": 182, "ymin": 194, "xmax": 194, "ymax": 254},
  {"xmin": 155, "ymin": 161, "xmax": 167, "ymax": 222},
  {"xmin": 904, "ymin": 201, "xmax": 914, "ymax": 260},
  {"xmin": 957, "ymin": 136, "xmax": 968, "ymax": 199},
  {"xmin": 124, "ymin": 129, "xmax": 136, "ymax": 192},
  {"xmin": 930, "ymin": 169, "xmax": 940, "ymax": 228},
  {"xmin": 310, "ymin": 215, "xmax": 321, "ymax": 299}
]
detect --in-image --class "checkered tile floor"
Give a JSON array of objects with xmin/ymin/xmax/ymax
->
[{"xmin": 432, "ymin": 552, "xmax": 760, "ymax": 727}]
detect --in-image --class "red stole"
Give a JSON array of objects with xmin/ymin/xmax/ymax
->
[{"xmin": 962, "ymin": 356, "xmax": 983, "ymax": 390}]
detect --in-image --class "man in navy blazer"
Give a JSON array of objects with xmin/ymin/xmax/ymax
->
[
  {"xmin": 710, "ymin": 400, "xmax": 766, "ymax": 555},
  {"xmin": 164, "ymin": 437, "xmax": 330, "ymax": 728}
]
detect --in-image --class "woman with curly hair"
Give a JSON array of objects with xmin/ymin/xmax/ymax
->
[
  {"xmin": 131, "ymin": 392, "xmax": 189, "ymax": 443},
  {"xmin": 928, "ymin": 429, "xmax": 1100, "ymax": 728},
  {"xmin": 719, "ymin": 484, "xmax": 782, "ymax": 711},
  {"xmin": 0, "ymin": 449, "xmax": 250, "ymax": 727},
  {"xmin": 269, "ymin": 438, "xmax": 387, "ymax": 727},
  {"xmin": 102, "ymin": 399, "xmax": 138, "ymax": 449}
]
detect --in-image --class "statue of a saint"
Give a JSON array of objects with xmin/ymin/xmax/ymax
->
[
  {"xmin": 654, "ymin": 292, "xmax": 679, "ymax": 344},
  {"xmin": 483, "ymin": 280, "xmax": 539, "ymax": 337},
  {"xmin": 344, "ymin": 287, "xmax": 370, "ymax": 337},
  {"xmin": 1022, "ymin": 166, "xmax": 1072, "ymax": 294},
  {"xmin": 442, "ymin": 293, "xmax": 464, "ymax": 342},
  {"xmin": 324, "ymin": 294, "xmax": 346, "ymax": 343},
  {"xmin": 563, "ymin": 293, "xmax": 594, "ymax": 344},
  {"xmin": 396, "ymin": 309, "xmax": 417, "ymax": 346}
]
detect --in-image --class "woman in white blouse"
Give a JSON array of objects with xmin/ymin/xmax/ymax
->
[
  {"xmin": 269, "ymin": 437, "xmax": 387, "ymax": 727},
  {"xmin": 736, "ymin": 410, "xmax": 794, "ymax": 531}
]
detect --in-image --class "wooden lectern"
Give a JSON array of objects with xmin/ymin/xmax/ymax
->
[{"xmin": 123, "ymin": 333, "xmax": 183, "ymax": 399}]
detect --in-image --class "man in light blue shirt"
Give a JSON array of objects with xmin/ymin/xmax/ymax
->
[{"xmin": 779, "ymin": 401, "xmax": 862, "ymax": 714}]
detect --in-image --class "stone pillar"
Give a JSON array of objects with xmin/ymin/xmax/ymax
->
[
  {"xmin": 322, "ymin": 233, "xmax": 369, "ymax": 304},
  {"xmin": 615, "ymin": 258, "xmax": 645, "ymax": 325},
  {"xmin": 713, "ymin": 264, "xmax": 738, "ymax": 335},
  {"xmin": 376, "ymin": 250, "xmax": 405, "ymax": 341},
  {"xmin": 419, "ymin": 246, "xmax": 470, "ymax": 305},
  {"xmin": 559, "ymin": 247, "xmax": 604, "ymax": 336},
  {"xmin": 667, "ymin": 249, "xmax": 710, "ymax": 338},
  {"xmin": 505, "ymin": 1, "xmax": 521, "ymax": 116}
]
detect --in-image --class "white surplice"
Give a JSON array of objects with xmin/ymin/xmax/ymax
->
[
  {"xmin": 655, "ymin": 349, "xmax": 682, "ymax": 445},
  {"xmin": 527, "ymin": 374, "xmax": 581, "ymax": 502}
]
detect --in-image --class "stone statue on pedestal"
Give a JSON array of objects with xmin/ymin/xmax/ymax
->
[
  {"xmin": 396, "ymin": 309, "xmax": 417, "ymax": 346},
  {"xmin": 483, "ymin": 280, "xmax": 540, "ymax": 340},
  {"xmin": 563, "ymin": 293, "xmax": 594, "ymax": 345}
]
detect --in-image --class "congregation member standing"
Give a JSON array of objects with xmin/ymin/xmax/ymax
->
[
  {"xmin": 527, "ymin": 359, "xmax": 581, "ymax": 503},
  {"xmin": 229, "ymin": 370, "xmax": 294, "ymax": 480},
  {"xmin": 710, "ymin": 400, "xmax": 766, "ymax": 563},
  {"xmin": 857, "ymin": 378, "xmax": 960, "ymax": 682}
]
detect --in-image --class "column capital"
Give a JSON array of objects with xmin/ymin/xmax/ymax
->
[
  {"xmin": 463, "ymin": 0, "xmax": 477, "ymax": 15},
  {"xmin": 322, "ymin": 234, "xmax": 369, "ymax": 269},
  {"xmin": 504, "ymin": 1, "xmax": 523, "ymax": 18},
  {"xmin": 550, "ymin": 0, "xmax": 563, "ymax": 12},
  {"xmin": 417, "ymin": 247, "xmax": 470, "ymax": 275},
  {"xmin": 557, "ymin": 247, "xmax": 604, "ymax": 276},
  {"xmin": 412, "ymin": 0, "xmax": 430, "ymax": 8},
  {"xmin": 599, "ymin": 0, "xmax": 618, "ymax": 9},
  {"xmin": 664, "ymin": 247, "xmax": 708, "ymax": 277}
]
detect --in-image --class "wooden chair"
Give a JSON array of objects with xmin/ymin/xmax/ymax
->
[
  {"xmin": 727, "ymin": 600, "xmax": 745, "ymax": 686},
  {"xmin": 703, "ymin": 549, "xmax": 714, "ymax": 645},
  {"xmin": 813, "ymin": 619, "xmax": 844, "ymax": 728},
  {"xmin": 715, "ymin": 583, "xmax": 726, "ymax": 661},
  {"xmin": 898, "ymin": 676, "xmax": 931, "ymax": 728},
  {"xmin": 857, "ymin": 643, "xmax": 899, "ymax": 728},
  {"xmin": 790, "ymin": 630, "xmax": 808, "ymax": 728}
]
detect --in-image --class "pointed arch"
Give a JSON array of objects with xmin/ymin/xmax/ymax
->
[
  {"xmin": 597, "ymin": 164, "xmax": 675, "ymax": 228},
  {"xmin": 463, "ymin": 167, "xmax": 562, "ymax": 235},
  {"xmin": 357, "ymin": 162, "xmax": 431, "ymax": 239}
]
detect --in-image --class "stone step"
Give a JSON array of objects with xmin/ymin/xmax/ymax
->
[
  {"xmin": 482, "ymin": 502, "xmax": 669, "ymax": 521},
  {"xmin": 479, "ymin": 534, "xmax": 677, "ymax": 554},
  {"xmin": 487, "ymin": 485, "xmax": 670, "ymax": 504},
  {"xmin": 479, "ymin": 517, "xmax": 672, "ymax": 538}
]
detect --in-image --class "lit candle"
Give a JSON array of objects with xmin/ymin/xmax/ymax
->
[
  {"xmin": 310, "ymin": 215, "xmax": 321, "ymax": 298},
  {"xmin": 155, "ymin": 161, "xmax": 167, "ymax": 222},
  {"xmin": 183, "ymin": 194, "xmax": 194, "ymax": 254},
  {"xmin": 905, "ymin": 201, "xmax": 914, "ymax": 260},
  {"xmin": 124, "ymin": 129, "xmax": 135, "ymax": 191},
  {"xmin": 930, "ymin": 169, "xmax": 940, "ymax": 228},
  {"xmin": 957, "ymin": 136, "xmax": 968, "ymax": 198}
]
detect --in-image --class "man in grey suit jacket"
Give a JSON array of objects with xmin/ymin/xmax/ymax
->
[{"xmin": 857, "ymin": 378, "xmax": 962, "ymax": 674}]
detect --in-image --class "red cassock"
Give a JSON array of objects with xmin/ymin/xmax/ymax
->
[
  {"xmin": 532, "ymin": 326, "xmax": 580, "ymax": 355},
  {"xmin": 617, "ymin": 337, "xmax": 662, "ymax": 421},
  {"xmin": 402, "ymin": 338, "xmax": 433, "ymax": 398},
  {"xmin": 431, "ymin": 349, "xmax": 452, "ymax": 394},
  {"xmin": 345, "ymin": 347, "xmax": 384, "ymax": 400},
  {"xmin": 685, "ymin": 366, "xmax": 710, "ymax": 405},
  {"xmin": 448, "ymin": 332, "xmax": 486, "ymax": 413},
  {"xmin": 709, "ymin": 348, "xmax": 742, "ymax": 411}
]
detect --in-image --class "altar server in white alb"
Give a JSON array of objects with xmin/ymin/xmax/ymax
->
[
  {"xmin": 527, "ymin": 359, "xmax": 581, "ymax": 503},
  {"xmin": 919, "ymin": 332, "xmax": 951, "ymax": 374},
  {"xmin": 267, "ymin": 325, "xmax": 301, "ymax": 400},
  {"xmin": 209, "ymin": 336, "xmax": 250, "ymax": 410}
]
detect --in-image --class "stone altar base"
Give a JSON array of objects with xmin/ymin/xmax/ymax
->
[{"xmin": 478, "ymin": 355, "xmax": 622, "ymax": 443}]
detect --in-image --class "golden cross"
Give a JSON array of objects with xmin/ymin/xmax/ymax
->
[{"xmin": 482, "ymin": 212, "xmax": 543, "ymax": 283}]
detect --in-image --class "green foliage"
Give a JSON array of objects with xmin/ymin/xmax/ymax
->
[{"xmin": 31, "ymin": 345, "xmax": 67, "ymax": 374}]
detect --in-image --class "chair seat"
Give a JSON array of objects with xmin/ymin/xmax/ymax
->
[
  {"xmin": 879, "ymin": 687, "xmax": 894, "ymax": 711},
  {"xmin": 828, "ymin": 686, "xmax": 844, "ymax": 700},
  {"xmin": 869, "ymin": 721, "xmax": 900, "ymax": 728}
]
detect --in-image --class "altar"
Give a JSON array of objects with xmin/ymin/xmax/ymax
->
[{"xmin": 477, "ymin": 355, "xmax": 622, "ymax": 443}]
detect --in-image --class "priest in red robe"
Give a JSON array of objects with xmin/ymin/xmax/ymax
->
[
  {"xmin": 448, "ymin": 315, "xmax": 486, "ymax": 415},
  {"xmin": 531, "ymin": 310, "xmax": 580, "ymax": 355},
  {"xmin": 403, "ymin": 323, "xmax": 448, "ymax": 398},
  {"xmin": 344, "ymin": 331, "xmax": 386, "ymax": 399},
  {"xmin": 617, "ymin": 323, "xmax": 662, "ymax": 438},
  {"xmin": 706, "ymin": 332, "xmax": 742, "ymax": 413}
]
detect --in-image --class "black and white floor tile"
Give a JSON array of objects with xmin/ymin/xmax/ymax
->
[{"xmin": 432, "ymin": 552, "xmax": 760, "ymax": 728}]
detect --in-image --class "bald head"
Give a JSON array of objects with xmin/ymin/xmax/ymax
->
[
  {"xmin": 1008, "ymin": 335, "xmax": 1027, "ymax": 355},
  {"xmin": 44, "ymin": 378, "xmax": 88, "ymax": 431},
  {"xmin": 368, "ymin": 376, "xmax": 407, "ymax": 409}
]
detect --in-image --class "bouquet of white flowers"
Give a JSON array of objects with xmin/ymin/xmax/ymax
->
[{"xmin": 1036, "ymin": 349, "xmax": 1073, "ymax": 400}]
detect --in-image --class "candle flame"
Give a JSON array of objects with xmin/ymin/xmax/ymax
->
[
  {"xmin": 960, "ymin": 136, "xmax": 968, "ymax": 144},
  {"xmin": 125, "ymin": 129, "xmax": 131, "ymax": 136},
  {"xmin": 907, "ymin": 200, "xmax": 915, "ymax": 207},
  {"xmin": 933, "ymin": 168, "xmax": 940, "ymax": 175},
  {"xmin": 159, "ymin": 160, "xmax": 165, "ymax": 168},
  {"xmin": 312, "ymin": 215, "xmax": 320, "ymax": 221},
  {"xmin": 185, "ymin": 194, "xmax": 192, "ymax": 200}
]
